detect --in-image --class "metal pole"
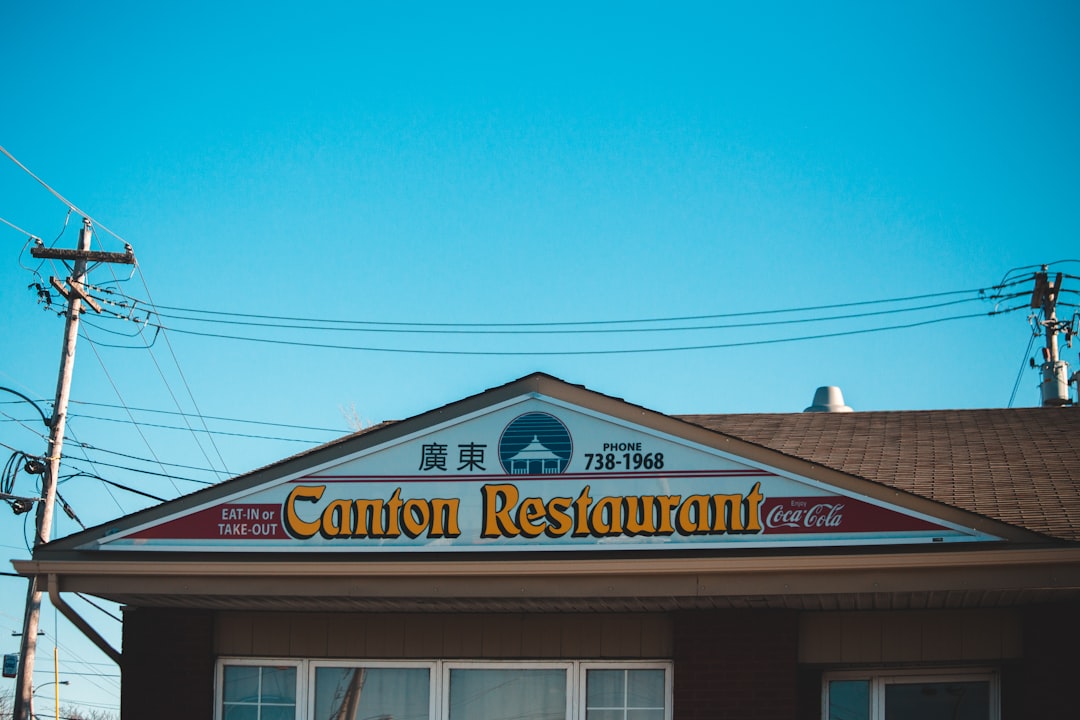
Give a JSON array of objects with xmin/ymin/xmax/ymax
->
[
  {"xmin": 54, "ymin": 647, "xmax": 59, "ymax": 720},
  {"xmin": 1036, "ymin": 269, "xmax": 1070, "ymax": 406},
  {"xmin": 13, "ymin": 218, "xmax": 93, "ymax": 720}
]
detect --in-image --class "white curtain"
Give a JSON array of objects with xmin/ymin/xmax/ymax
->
[
  {"xmin": 448, "ymin": 669, "xmax": 566, "ymax": 720},
  {"xmin": 314, "ymin": 667, "xmax": 430, "ymax": 720}
]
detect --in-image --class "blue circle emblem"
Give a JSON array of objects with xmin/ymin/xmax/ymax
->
[{"xmin": 498, "ymin": 412, "xmax": 572, "ymax": 475}]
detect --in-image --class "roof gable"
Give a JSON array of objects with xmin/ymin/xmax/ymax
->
[{"xmin": 45, "ymin": 374, "xmax": 1031, "ymax": 556}]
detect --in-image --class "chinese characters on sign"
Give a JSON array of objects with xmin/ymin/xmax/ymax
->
[{"xmin": 419, "ymin": 442, "xmax": 487, "ymax": 472}]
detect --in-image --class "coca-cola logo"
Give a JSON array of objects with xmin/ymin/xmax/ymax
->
[{"xmin": 765, "ymin": 500, "xmax": 845, "ymax": 529}]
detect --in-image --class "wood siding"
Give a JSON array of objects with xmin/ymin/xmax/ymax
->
[
  {"xmin": 214, "ymin": 611, "xmax": 672, "ymax": 659},
  {"xmin": 798, "ymin": 609, "xmax": 1022, "ymax": 663}
]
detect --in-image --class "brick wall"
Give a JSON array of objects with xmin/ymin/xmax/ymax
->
[
  {"xmin": 121, "ymin": 607, "xmax": 214, "ymax": 720},
  {"xmin": 673, "ymin": 610, "xmax": 799, "ymax": 720}
]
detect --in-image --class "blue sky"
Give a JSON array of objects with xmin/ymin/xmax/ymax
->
[{"xmin": 1, "ymin": 0, "xmax": 1079, "ymax": 713}]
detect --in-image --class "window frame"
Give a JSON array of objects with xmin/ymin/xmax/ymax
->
[
  {"xmin": 822, "ymin": 666, "xmax": 1000, "ymax": 720},
  {"xmin": 307, "ymin": 659, "xmax": 437, "ymax": 720},
  {"xmin": 216, "ymin": 657, "xmax": 305, "ymax": 720},
  {"xmin": 217, "ymin": 658, "xmax": 672, "ymax": 720},
  {"xmin": 578, "ymin": 662, "xmax": 672, "ymax": 720},
  {"xmin": 442, "ymin": 660, "xmax": 575, "ymax": 720}
]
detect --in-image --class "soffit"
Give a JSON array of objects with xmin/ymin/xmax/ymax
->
[
  {"xmin": 21, "ymin": 546, "xmax": 1080, "ymax": 614},
  {"xmin": 104, "ymin": 587, "xmax": 1080, "ymax": 613}
]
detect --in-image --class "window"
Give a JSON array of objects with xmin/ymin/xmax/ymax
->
[
  {"xmin": 220, "ymin": 661, "xmax": 300, "ymax": 720},
  {"xmin": 314, "ymin": 664, "xmax": 431, "ymax": 720},
  {"xmin": 217, "ymin": 660, "xmax": 670, "ymax": 720},
  {"xmin": 823, "ymin": 669, "xmax": 998, "ymax": 720},
  {"xmin": 585, "ymin": 668, "xmax": 666, "ymax": 720},
  {"xmin": 447, "ymin": 665, "xmax": 568, "ymax": 720}
]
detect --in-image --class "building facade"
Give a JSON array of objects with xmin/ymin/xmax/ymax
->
[{"xmin": 16, "ymin": 374, "xmax": 1080, "ymax": 719}]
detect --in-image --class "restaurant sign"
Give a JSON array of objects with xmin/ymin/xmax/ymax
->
[{"xmin": 96, "ymin": 396, "xmax": 991, "ymax": 552}]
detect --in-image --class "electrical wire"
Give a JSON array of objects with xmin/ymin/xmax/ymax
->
[
  {"xmin": 95, "ymin": 311, "xmax": 230, "ymax": 479},
  {"xmin": 0, "ymin": 214, "xmax": 39, "ymax": 240},
  {"xmin": 144, "ymin": 285, "xmax": 1016, "ymax": 329},
  {"xmin": 63, "ymin": 457, "xmax": 214, "ymax": 486},
  {"xmin": 0, "ymin": 143, "xmax": 130, "ymax": 251},
  {"xmin": 0, "ymin": 387, "xmax": 51, "ymax": 427},
  {"xmin": 60, "ymin": 472, "xmax": 168, "ymax": 503},
  {"xmin": 0, "ymin": 438, "xmax": 39, "ymax": 454},
  {"xmin": 148, "ymin": 309, "xmax": 1020, "ymax": 356},
  {"xmin": 72, "ymin": 279, "xmax": 1031, "ymax": 358},
  {"xmin": 2, "ymin": 144, "xmax": 1065, "ymax": 526},
  {"xmin": 20, "ymin": 225, "xmax": 1036, "ymax": 356},
  {"xmin": 81, "ymin": 334, "xmax": 181, "ymax": 495},
  {"xmin": 78, "ymin": 316, "xmax": 146, "ymax": 339},
  {"xmin": 55, "ymin": 422, "xmax": 127, "ymax": 516},
  {"xmin": 67, "ymin": 412, "xmax": 328, "ymax": 444},
  {"xmin": 123, "ymin": 247, "xmax": 232, "ymax": 477},
  {"xmin": 0, "ymin": 149, "xmax": 191, "ymax": 521},
  {"xmin": 66, "ymin": 441, "xmax": 243, "ymax": 476},
  {"xmin": 143, "ymin": 295, "xmax": 1002, "ymax": 336},
  {"xmin": 39, "ymin": 626, "xmax": 122, "ymax": 697},
  {"xmin": 73, "ymin": 593, "xmax": 121, "ymax": 623},
  {"xmin": 68, "ymin": 399, "xmax": 342, "ymax": 433},
  {"xmin": 28, "ymin": 208, "xmax": 74, "ymax": 278},
  {"xmin": 69, "ymin": 228, "xmax": 232, "ymax": 489},
  {"xmin": 0, "ymin": 409, "xmax": 51, "ymax": 442},
  {"xmin": 996, "ymin": 261, "xmax": 1080, "ymax": 296},
  {"xmin": 55, "ymin": 490, "xmax": 85, "ymax": 529}
]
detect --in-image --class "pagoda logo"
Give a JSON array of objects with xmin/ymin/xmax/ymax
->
[{"xmin": 498, "ymin": 412, "xmax": 572, "ymax": 475}]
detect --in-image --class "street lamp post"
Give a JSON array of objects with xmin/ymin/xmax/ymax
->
[{"xmin": 31, "ymin": 679, "xmax": 68, "ymax": 720}]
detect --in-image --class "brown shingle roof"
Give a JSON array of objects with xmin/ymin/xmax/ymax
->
[{"xmin": 677, "ymin": 407, "xmax": 1080, "ymax": 542}]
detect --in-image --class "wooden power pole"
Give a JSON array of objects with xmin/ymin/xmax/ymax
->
[{"xmin": 13, "ymin": 218, "xmax": 135, "ymax": 720}]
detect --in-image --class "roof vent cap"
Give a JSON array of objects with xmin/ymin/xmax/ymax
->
[{"xmin": 804, "ymin": 386, "xmax": 853, "ymax": 413}]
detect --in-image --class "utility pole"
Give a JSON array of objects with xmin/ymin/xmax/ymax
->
[
  {"xmin": 1029, "ymin": 266, "xmax": 1074, "ymax": 406},
  {"xmin": 13, "ymin": 218, "xmax": 135, "ymax": 720}
]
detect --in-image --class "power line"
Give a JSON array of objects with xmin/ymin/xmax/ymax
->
[
  {"xmin": 142, "ymin": 285, "xmax": 1014, "ymax": 329},
  {"xmin": 0, "ymin": 387, "xmax": 51, "ymax": 430},
  {"xmin": 147, "ymin": 309, "xmax": 1019, "ymax": 356},
  {"xmin": 129, "ymin": 257, "xmax": 231, "ymax": 478},
  {"xmin": 19, "ymin": 229, "xmax": 1034, "ymax": 357},
  {"xmin": 72, "ymin": 594, "xmax": 121, "ymax": 623},
  {"xmin": 112, "ymin": 321, "xmax": 229, "ymax": 478},
  {"xmin": 67, "ymin": 400, "xmax": 342, "ymax": 433},
  {"xmin": 25, "ymin": 209, "xmax": 75, "ymax": 279},
  {"xmin": 0, "ymin": 143, "xmax": 131, "ymax": 250},
  {"xmin": 1008, "ymin": 325, "xmax": 1040, "ymax": 408},
  {"xmin": 11, "ymin": 218, "xmax": 118, "ymax": 720},
  {"xmin": 44, "ymin": 670, "xmax": 122, "ymax": 678},
  {"xmin": 81, "ymin": 334, "xmax": 181, "ymax": 495},
  {"xmin": 66, "ymin": 411, "xmax": 329, "ymax": 444},
  {"xmin": 0, "ymin": 214, "xmax": 40, "ymax": 240},
  {"xmin": 63, "ymin": 441, "xmax": 223, "ymax": 475},
  {"xmin": 60, "ymin": 281, "xmax": 1023, "ymax": 356},
  {"xmin": 53, "ymin": 423, "xmax": 127, "ymax": 516},
  {"xmin": 143, "ymin": 295, "xmax": 1005, "ymax": 336},
  {"xmin": 62, "ymin": 457, "xmax": 214, "ymax": 486},
  {"xmin": 38, "ymin": 626, "xmax": 122, "ymax": 697},
  {"xmin": 60, "ymin": 472, "xmax": 168, "ymax": 503},
  {"xmin": 3, "ymin": 397, "xmax": 338, "ymax": 440},
  {"xmin": 62, "ymin": 279, "xmax": 1031, "ymax": 357},
  {"xmin": 0, "ymin": 409, "xmax": 50, "ymax": 442}
]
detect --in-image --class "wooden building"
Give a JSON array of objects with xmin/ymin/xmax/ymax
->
[{"xmin": 15, "ymin": 373, "xmax": 1080, "ymax": 719}]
